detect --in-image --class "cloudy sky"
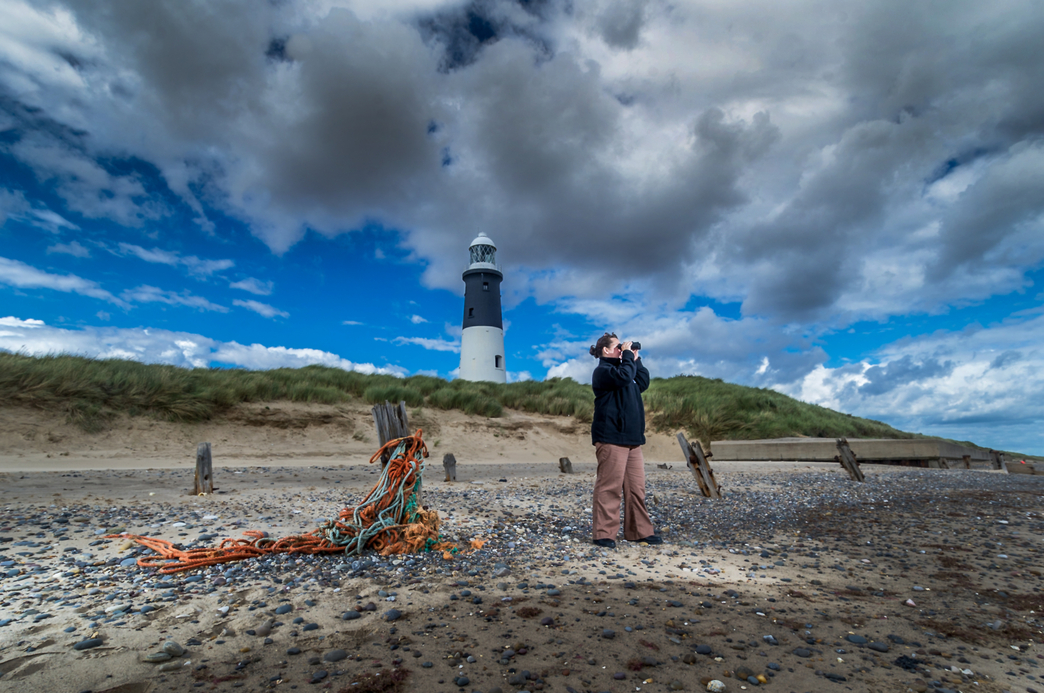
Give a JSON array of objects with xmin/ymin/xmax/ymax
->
[{"xmin": 1, "ymin": 0, "xmax": 1042, "ymax": 453}]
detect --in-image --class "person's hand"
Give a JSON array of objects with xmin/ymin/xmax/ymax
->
[{"xmin": 621, "ymin": 341, "xmax": 633, "ymax": 352}]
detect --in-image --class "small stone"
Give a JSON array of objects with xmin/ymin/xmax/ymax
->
[
  {"xmin": 144, "ymin": 652, "xmax": 172, "ymax": 662},
  {"xmin": 275, "ymin": 604, "xmax": 292, "ymax": 615},
  {"xmin": 707, "ymin": 681, "xmax": 726, "ymax": 692},
  {"xmin": 793, "ymin": 648, "xmax": 812, "ymax": 658},
  {"xmin": 422, "ymin": 661, "xmax": 433, "ymax": 668},
  {"xmin": 324, "ymin": 649, "xmax": 347, "ymax": 663},
  {"xmin": 256, "ymin": 622, "xmax": 272, "ymax": 637},
  {"xmin": 384, "ymin": 609, "xmax": 402, "ymax": 621},
  {"xmin": 287, "ymin": 647, "xmax": 301, "ymax": 656},
  {"xmin": 540, "ymin": 617, "xmax": 554, "ymax": 626},
  {"xmin": 342, "ymin": 610, "xmax": 361, "ymax": 620},
  {"xmin": 846, "ymin": 634, "xmax": 867, "ymax": 644},
  {"xmin": 734, "ymin": 666, "xmax": 754, "ymax": 679},
  {"xmin": 602, "ymin": 629, "xmax": 615, "ymax": 639},
  {"xmin": 157, "ymin": 660, "xmax": 185, "ymax": 673},
  {"xmin": 302, "ymin": 623, "xmax": 319, "ymax": 631},
  {"xmin": 454, "ymin": 676, "xmax": 470, "ymax": 686},
  {"xmin": 310, "ymin": 670, "xmax": 328, "ymax": 683},
  {"xmin": 163, "ymin": 641, "xmax": 186, "ymax": 657},
  {"xmin": 868, "ymin": 642, "xmax": 889, "ymax": 653},
  {"xmin": 613, "ymin": 672, "xmax": 626, "ymax": 680},
  {"xmin": 73, "ymin": 639, "xmax": 103, "ymax": 651}
]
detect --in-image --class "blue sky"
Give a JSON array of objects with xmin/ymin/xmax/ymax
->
[{"xmin": 1, "ymin": 0, "xmax": 1043, "ymax": 454}]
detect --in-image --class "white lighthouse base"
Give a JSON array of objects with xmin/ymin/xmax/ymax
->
[{"xmin": 459, "ymin": 326, "xmax": 506, "ymax": 383}]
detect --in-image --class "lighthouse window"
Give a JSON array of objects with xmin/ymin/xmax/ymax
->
[
  {"xmin": 483, "ymin": 282, "xmax": 489, "ymax": 291},
  {"xmin": 470, "ymin": 244, "xmax": 496, "ymax": 265},
  {"xmin": 495, "ymin": 355, "xmax": 503, "ymax": 368},
  {"xmin": 468, "ymin": 307, "xmax": 474, "ymax": 317}
]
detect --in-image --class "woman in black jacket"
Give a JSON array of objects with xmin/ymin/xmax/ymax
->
[{"xmin": 588, "ymin": 332, "xmax": 660, "ymax": 549}]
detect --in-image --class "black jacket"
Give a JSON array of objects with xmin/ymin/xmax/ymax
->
[{"xmin": 591, "ymin": 351, "xmax": 650, "ymax": 446}]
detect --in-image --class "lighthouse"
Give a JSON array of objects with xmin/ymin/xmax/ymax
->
[{"xmin": 459, "ymin": 233, "xmax": 506, "ymax": 383}]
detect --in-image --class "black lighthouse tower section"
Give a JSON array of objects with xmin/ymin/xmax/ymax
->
[{"xmin": 462, "ymin": 268, "xmax": 503, "ymax": 330}]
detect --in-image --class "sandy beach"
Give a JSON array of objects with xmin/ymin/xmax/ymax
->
[{"xmin": 2, "ymin": 402, "xmax": 1043, "ymax": 693}]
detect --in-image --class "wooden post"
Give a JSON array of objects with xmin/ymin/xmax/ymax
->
[
  {"xmin": 835, "ymin": 438, "xmax": 865, "ymax": 482},
  {"xmin": 443, "ymin": 453, "xmax": 457, "ymax": 482},
  {"xmin": 371, "ymin": 400, "xmax": 410, "ymax": 466},
  {"xmin": 559, "ymin": 457, "xmax": 574, "ymax": 474},
  {"xmin": 676, "ymin": 433, "xmax": 722, "ymax": 499},
  {"xmin": 194, "ymin": 442, "xmax": 214, "ymax": 495},
  {"xmin": 962, "ymin": 455, "xmax": 971, "ymax": 469},
  {"xmin": 990, "ymin": 450, "xmax": 1005, "ymax": 471}
]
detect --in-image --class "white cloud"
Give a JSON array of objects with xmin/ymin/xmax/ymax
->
[
  {"xmin": 229, "ymin": 277, "xmax": 274, "ymax": 296},
  {"xmin": 233, "ymin": 299, "xmax": 289, "ymax": 319},
  {"xmin": 0, "ymin": 255, "xmax": 128, "ymax": 307},
  {"xmin": 342, "ymin": 320, "xmax": 364, "ymax": 326},
  {"xmin": 119, "ymin": 285, "xmax": 227, "ymax": 312},
  {"xmin": 409, "ymin": 314, "xmax": 428, "ymax": 324},
  {"xmin": 47, "ymin": 240, "xmax": 90, "ymax": 257},
  {"xmin": 392, "ymin": 336, "xmax": 460, "ymax": 353},
  {"xmin": 0, "ymin": 191, "xmax": 79, "ymax": 235},
  {"xmin": 507, "ymin": 370, "xmax": 532, "ymax": 383},
  {"xmin": 117, "ymin": 243, "xmax": 234, "ymax": 278},
  {"xmin": 0, "ymin": 316, "xmax": 405, "ymax": 375},
  {"xmin": 776, "ymin": 312, "xmax": 1044, "ymax": 453}
]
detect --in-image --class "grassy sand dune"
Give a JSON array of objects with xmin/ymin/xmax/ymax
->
[{"xmin": 1, "ymin": 353, "xmax": 915, "ymax": 448}]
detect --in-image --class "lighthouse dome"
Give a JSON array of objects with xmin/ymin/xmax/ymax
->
[{"xmin": 468, "ymin": 233, "xmax": 498, "ymax": 268}]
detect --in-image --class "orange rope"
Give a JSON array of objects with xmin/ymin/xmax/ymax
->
[{"xmin": 111, "ymin": 429, "xmax": 464, "ymax": 574}]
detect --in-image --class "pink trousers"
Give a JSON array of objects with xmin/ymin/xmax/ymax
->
[{"xmin": 592, "ymin": 443, "xmax": 655, "ymax": 541}]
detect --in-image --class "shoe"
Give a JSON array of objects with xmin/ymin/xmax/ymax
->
[
  {"xmin": 633, "ymin": 535, "xmax": 663, "ymax": 545},
  {"xmin": 593, "ymin": 538, "xmax": 617, "ymax": 549}
]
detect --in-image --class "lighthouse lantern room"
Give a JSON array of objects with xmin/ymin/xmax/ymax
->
[{"xmin": 459, "ymin": 233, "xmax": 506, "ymax": 383}]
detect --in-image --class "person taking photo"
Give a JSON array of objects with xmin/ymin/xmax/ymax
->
[{"xmin": 588, "ymin": 332, "xmax": 661, "ymax": 549}]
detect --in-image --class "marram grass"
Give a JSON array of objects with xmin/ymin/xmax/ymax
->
[{"xmin": 0, "ymin": 352, "xmax": 914, "ymax": 443}]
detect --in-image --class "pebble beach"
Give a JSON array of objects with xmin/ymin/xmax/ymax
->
[{"xmin": 2, "ymin": 404, "xmax": 1043, "ymax": 693}]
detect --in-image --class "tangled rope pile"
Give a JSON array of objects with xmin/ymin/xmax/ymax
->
[{"xmin": 115, "ymin": 430, "xmax": 463, "ymax": 574}]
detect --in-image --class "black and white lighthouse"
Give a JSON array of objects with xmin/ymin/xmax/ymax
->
[{"xmin": 459, "ymin": 233, "xmax": 506, "ymax": 383}]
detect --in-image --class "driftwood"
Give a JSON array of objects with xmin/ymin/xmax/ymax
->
[
  {"xmin": 371, "ymin": 400, "xmax": 410, "ymax": 466},
  {"xmin": 835, "ymin": 438, "xmax": 865, "ymax": 482},
  {"xmin": 676, "ymin": 433, "xmax": 722, "ymax": 499},
  {"xmin": 194, "ymin": 442, "xmax": 214, "ymax": 495},
  {"xmin": 559, "ymin": 457, "xmax": 574, "ymax": 474},
  {"xmin": 443, "ymin": 453, "xmax": 457, "ymax": 482}
]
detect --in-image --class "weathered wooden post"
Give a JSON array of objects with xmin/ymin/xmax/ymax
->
[
  {"xmin": 194, "ymin": 442, "xmax": 214, "ymax": 495},
  {"xmin": 962, "ymin": 455, "xmax": 971, "ymax": 469},
  {"xmin": 559, "ymin": 457, "xmax": 574, "ymax": 474},
  {"xmin": 371, "ymin": 400, "xmax": 410, "ymax": 466},
  {"xmin": 440, "ymin": 452, "xmax": 457, "ymax": 480},
  {"xmin": 835, "ymin": 438, "xmax": 865, "ymax": 482},
  {"xmin": 677, "ymin": 433, "xmax": 722, "ymax": 498},
  {"xmin": 990, "ymin": 449, "xmax": 1005, "ymax": 471}
]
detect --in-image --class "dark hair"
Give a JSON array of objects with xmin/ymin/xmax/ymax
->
[{"xmin": 589, "ymin": 332, "xmax": 617, "ymax": 358}]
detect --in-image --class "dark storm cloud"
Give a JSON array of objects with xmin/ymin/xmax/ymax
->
[{"xmin": 3, "ymin": 0, "xmax": 1043, "ymax": 318}]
